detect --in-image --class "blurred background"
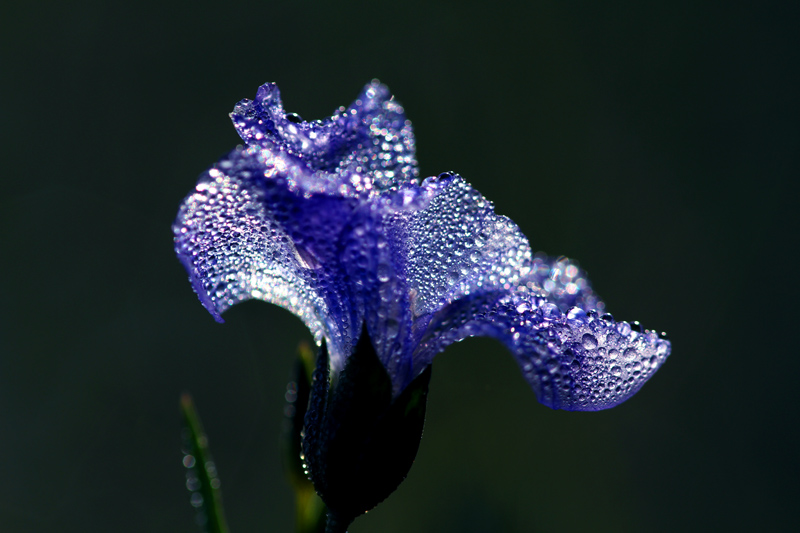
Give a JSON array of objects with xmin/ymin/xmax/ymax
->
[{"xmin": 2, "ymin": 1, "xmax": 798, "ymax": 531}]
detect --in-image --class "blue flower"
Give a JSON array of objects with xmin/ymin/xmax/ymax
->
[{"xmin": 174, "ymin": 81, "xmax": 670, "ymax": 411}]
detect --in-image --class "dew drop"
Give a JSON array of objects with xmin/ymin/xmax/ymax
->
[
  {"xmin": 285, "ymin": 112, "xmax": 303, "ymax": 124},
  {"xmin": 567, "ymin": 307, "xmax": 588, "ymax": 322},
  {"xmin": 542, "ymin": 303, "xmax": 563, "ymax": 320},
  {"xmin": 582, "ymin": 333, "xmax": 598, "ymax": 350},
  {"xmin": 386, "ymin": 318, "xmax": 400, "ymax": 339},
  {"xmin": 190, "ymin": 492, "xmax": 204, "ymax": 508},
  {"xmin": 377, "ymin": 263, "xmax": 392, "ymax": 283},
  {"xmin": 186, "ymin": 476, "xmax": 201, "ymax": 491}
]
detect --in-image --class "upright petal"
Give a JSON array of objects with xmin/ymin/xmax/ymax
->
[
  {"xmin": 340, "ymin": 173, "xmax": 533, "ymax": 392},
  {"xmin": 230, "ymin": 80, "xmax": 418, "ymax": 196},
  {"xmin": 175, "ymin": 81, "xmax": 420, "ymax": 371}
]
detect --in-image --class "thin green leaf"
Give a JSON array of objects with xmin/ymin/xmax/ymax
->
[{"xmin": 181, "ymin": 393, "xmax": 231, "ymax": 533}]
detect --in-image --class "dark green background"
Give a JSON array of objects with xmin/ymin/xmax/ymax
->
[{"xmin": 2, "ymin": 1, "xmax": 798, "ymax": 531}]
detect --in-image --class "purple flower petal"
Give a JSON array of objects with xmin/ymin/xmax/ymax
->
[
  {"xmin": 173, "ymin": 144, "xmax": 360, "ymax": 372},
  {"xmin": 340, "ymin": 173, "xmax": 532, "ymax": 392},
  {"xmin": 514, "ymin": 299, "xmax": 671, "ymax": 411},
  {"xmin": 230, "ymin": 80, "xmax": 418, "ymax": 197},
  {"xmin": 523, "ymin": 254, "xmax": 605, "ymax": 313},
  {"xmin": 175, "ymin": 81, "xmax": 418, "ymax": 372},
  {"xmin": 417, "ymin": 275, "xmax": 671, "ymax": 410}
]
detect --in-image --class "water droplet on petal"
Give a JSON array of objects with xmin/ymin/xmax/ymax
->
[
  {"xmin": 377, "ymin": 264, "xmax": 392, "ymax": 283},
  {"xmin": 285, "ymin": 112, "xmax": 303, "ymax": 124},
  {"xmin": 386, "ymin": 318, "xmax": 400, "ymax": 339},
  {"xmin": 582, "ymin": 333, "xmax": 598, "ymax": 350},
  {"xmin": 542, "ymin": 303, "xmax": 563, "ymax": 320},
  {"xmin": 567, "ymin": 307, "xmax": 587, "ymax": 322}
]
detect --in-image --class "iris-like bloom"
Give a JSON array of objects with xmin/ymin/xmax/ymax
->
[{"xmin": 174, "ymin": 81, "xmax": 670, "ymax": 411}]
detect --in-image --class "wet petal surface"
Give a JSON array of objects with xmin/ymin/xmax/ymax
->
[
  {"xmin": 173, "ymin": 146, "xmax": 359, "ymax": 369},
  {"xmin": 230, "ymin": 80, "xmax": 418, "ymax": 197},
  {"xmin": 338, "ymin": 173, "xmax": 532, "ymax": 391},
  {"xmin": 418, "ymin": 282, "xmax": 670, "ymax": 410}
]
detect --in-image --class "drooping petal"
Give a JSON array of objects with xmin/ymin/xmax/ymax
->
[
  {"xmin": 515, "ymin": 299, "xmax": 671, "ymax": 411},
  {"xmin": 230, "ymin": 80, "xmax": 418, "ymax": 197},
  {"xmin": 173, "ymin": 146, "xmax": 360, "ymax": 370},
  {"xmin": 340, "ymin": 173, "xmax": 533, "ymax": 392},
  {"xmin": 417, "ymin": 273, "xmax": 671, "ymax": 411}
]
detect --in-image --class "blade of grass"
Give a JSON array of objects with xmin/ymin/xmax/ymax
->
[{"xmin": 181, "ymin": 393, "xmax": 231, "ymax": 533}]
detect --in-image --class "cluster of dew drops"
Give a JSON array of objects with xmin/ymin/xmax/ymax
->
[
  {"xmin": 403, "ymin": 174, "xmax": 531, "ymax": 318},
  {"xmin": 516, "ymin": 301, "xmax": 671, "ymax": 409},
  {"xmin": 229, "ymin": 79, "xmax": 418, "ymax": 198},
  {"xmin": 178, "ymin": 165, "xmax": 329, "ymax": 338}
]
